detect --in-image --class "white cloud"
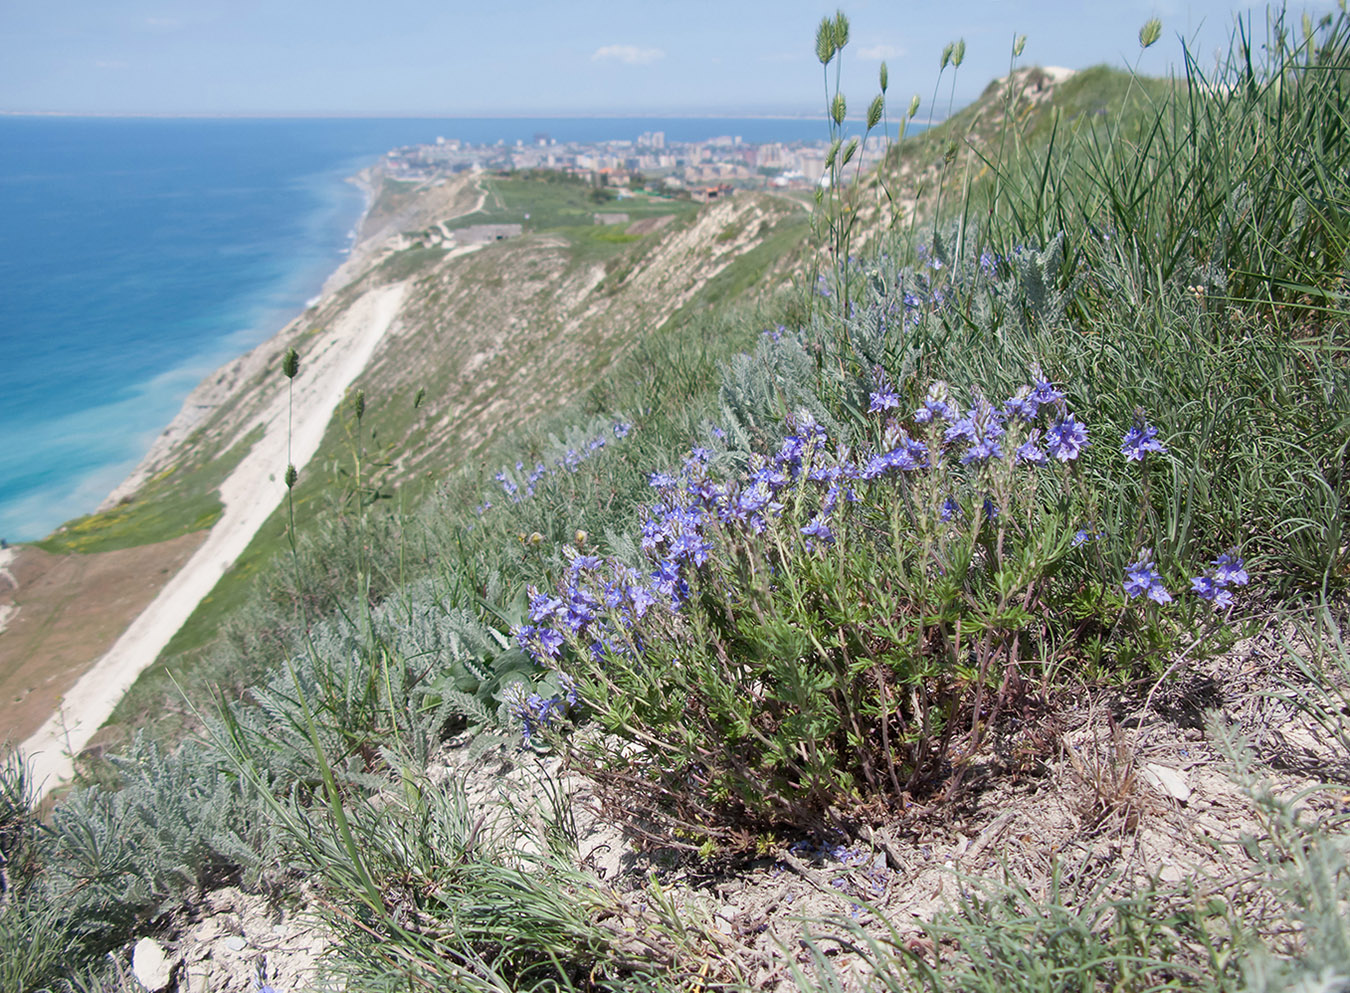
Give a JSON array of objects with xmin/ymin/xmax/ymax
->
[
  {"xmin": 858, "ymin": 43, "xmax": 904, "ymax": 60},
  {"xmin": 591, "ymin": 44, "xmax": 665, "ymax": 66}
]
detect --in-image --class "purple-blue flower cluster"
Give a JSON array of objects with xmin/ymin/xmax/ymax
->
[
  {"xmin": 1124, "ymin": 550, "xmax": 1252, "ymax": 608},
  {"xmin": 510, "ymin": 371, "xmax": 1096, "ymax": 684},
  {"xmin": 1190, "ymin": 552, "xmax": 1249, "ymax": 609},
  {"xmin": 905, "ymin": 369, "xmax": 1086, "ymax": 469},
  {"xmin": 504, "ymin": 676, "xmax": 576, "ymax": 742},
  {"xmin": 485, "ymin": 420, "xmax": 634, "ymax": 513},
  {"xmin": 511, "ymin": 423, "xmax": 847, "ymax": 673},
  {"xmin": 1121, "ymin": 416, "xmax": 1167, "ymax": 462},
  {"xmin": 1123, "ymin": 555, "xmax": 1172, "ymax": 604}
]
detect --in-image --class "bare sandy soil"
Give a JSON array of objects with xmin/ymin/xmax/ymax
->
[{"xmin": 0, "ymin": 535, "xmax": 206, "ymax": 747}]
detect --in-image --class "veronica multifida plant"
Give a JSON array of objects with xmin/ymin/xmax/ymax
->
[{"xmin": 508, "ymin": 360, "xmax": 1250, "ymax": 846}]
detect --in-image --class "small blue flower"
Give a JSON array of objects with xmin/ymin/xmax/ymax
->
[
  {"xmin": 564, "ymin": 588, "xmax": 600, "ymax": 634},
  {"xmin": 538, "ymin": 628, "xmax": 564, "ymax": 659},
  {"xmin": 1003, "ymin": 386, "xmax": 1039, "ymax": 422},
  {"xmin": 869, "ymin": 383, "xmax": 901, "ymax": 413},
  {"xmin": 1123, "ymin": 556, "xmax": 1172, "ymax": 604},
  {"xmin": 568, "ymin": 554, "xmax": 603, "ymax": 574},
  {"xmin": 528, "ymin": 589, "xmax": 565, "ymax": 623},
  {"xmin": 1212, "ymin": 553, "xmax": 1249, "ymax": 586},
  {"xmin": 1046, "ymin": 414, "xmax": 1088, "ymax": 462},
  {"xmin": 613, "ymin": 421, "xmax": 632, "ymax": 438},
  {"xmin": 505, "ymin": 684, "xmax": 568, "ymax": 742},
  {"xmin": 869, "ymin": 369, "xmax": 901, "ymax": 413},
  {"xmin": 961, "ymin": 437, "xmax": 1003, "ymax": 465},
  {"xmin": 1016, "ymin": 434, "xmax": 1048, "ymax": 465},
  {"xmin": 559, "ymin": 672, "xmax": 578, "ymax": 707},
  {"xmin": 913, "ymin": 381, "xmax": 956, "ymax": 424},
  {"xmin": 944, "ymin": 415, "xmax": 976, "ymax": 445},
  {"xmin": 1029, "ymin": 366, "xmax": 1064, "ymax": 406},
  {"xmin": 1121, "ymin": 418, "xmax": 1167, "ymax": 462},
  {"xmin": 1190, "ymin": 575, "xmax": 1234, "ymax": 608},
  {"xmin": 628, "ymin": 583, "xmax": 658, "ymax": 619},
  {"xmin": 514, "ymin": 624, "xmax": 537, "ymax": 652},
  {"xmin": 801, "ymin": 513, "xmax": 835, "ymax": 546},
  {"xmin": 516, "ymin": 625, "xmax": 565, "ymax": 664}
]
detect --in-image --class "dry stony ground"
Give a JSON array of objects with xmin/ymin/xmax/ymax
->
[{"xmin": 122, "ymin": 622, "xmax": 1346, "ymax": 992}]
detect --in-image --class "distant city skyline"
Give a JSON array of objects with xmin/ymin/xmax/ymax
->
[{"xmin": 4, "ymin": 1, "xmax": 1342, "ymax": 118}]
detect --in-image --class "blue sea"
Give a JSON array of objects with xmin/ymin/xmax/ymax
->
[{"xmin": 0, "ymin": 115, "xmax": 840, "ymax": 543}]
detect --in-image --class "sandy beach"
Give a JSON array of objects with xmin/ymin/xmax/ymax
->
[{"xmin": 18, "ymin": 280, "xmax": 408, "ymax": 799}]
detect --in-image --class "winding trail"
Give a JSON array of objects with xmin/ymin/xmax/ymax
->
[{"xmin": 20, "ymin": 282, "xmax": 408, "ymax": 800}]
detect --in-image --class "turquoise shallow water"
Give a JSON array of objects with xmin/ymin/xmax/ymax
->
[{"xmin": 0, "ymin": 115, "xmax": 832, "ymax": 542}]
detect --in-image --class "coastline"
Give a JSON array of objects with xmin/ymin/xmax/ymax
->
[
  {"xmin": 10, "ymin": 164, "xmax": 494, "ymax": 799},
  {"xmin": 9, "ymin": 164, "xmax": 404, "ymax": 797},
  {"xmin": 96, "ymin": 166, "xmax": 382, "ymax": 514}
]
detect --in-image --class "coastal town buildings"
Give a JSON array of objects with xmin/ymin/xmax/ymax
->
[{"xmin": 380, "ymin": 126, "xmax": 890, "ymax": 194}]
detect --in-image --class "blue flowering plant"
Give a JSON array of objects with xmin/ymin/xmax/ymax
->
[{"xmin": 507, "ymin": 367, "xmax": 1223, "ymax": 842}]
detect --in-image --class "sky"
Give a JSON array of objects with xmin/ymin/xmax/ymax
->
[{"xmin": 2, "ymin": 1, "xmax": 1342, "ymax": 118}]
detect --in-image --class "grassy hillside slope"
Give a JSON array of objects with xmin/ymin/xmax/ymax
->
[{"xmin": 4, "ymin": 8, "xmax": 1350, "ymax": 992}]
